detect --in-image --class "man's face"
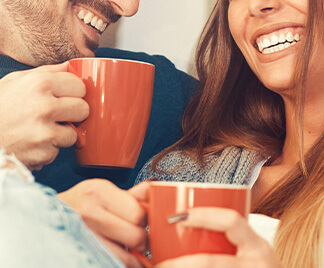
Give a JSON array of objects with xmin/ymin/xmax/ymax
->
[{"xmin": 2, "ymin": 0, "xmax": 139, "ymax": 66}]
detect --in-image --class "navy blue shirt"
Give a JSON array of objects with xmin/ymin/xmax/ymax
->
[{"xmin": 0, "ymin": 48, "xmax": 198, "ymax": 190}]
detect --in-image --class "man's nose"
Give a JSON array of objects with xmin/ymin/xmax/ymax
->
[{"xmin": 109, "ymin": 0, "xmax": 139, "ymax": 17}]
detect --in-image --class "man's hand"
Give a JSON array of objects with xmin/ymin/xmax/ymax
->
[
  {"xmin": 0, "ymin": 62, "xmax": 89, "ymax": 170},
  {"xmin": 58, "ymin": 179, "xmax": 149, "ymax": 268}
]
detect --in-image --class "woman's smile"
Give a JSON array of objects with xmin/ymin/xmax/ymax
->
[{"xmin": 228, "ymin": 0, "xmax": 307, "ymax": 92}]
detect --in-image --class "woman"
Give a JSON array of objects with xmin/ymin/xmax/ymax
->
[{"xmin": 136, "ymin": 0, "xmax": 324, "ymax": 267}]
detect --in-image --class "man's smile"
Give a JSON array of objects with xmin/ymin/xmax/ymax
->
[{"xmin": 73, "ymin": 5, "xmax": 108, "ymax": 34}]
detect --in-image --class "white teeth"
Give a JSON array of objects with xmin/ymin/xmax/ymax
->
[
  {"xmin": 76, "ymin": 9, "xmax": 108, "ymax": 33},
  {"xmin": 294, "ymin": 33, "xmax": 300, "ymax": 41},
  {"xmin": 95, "ymin": 19, "xmax": 103, "ymax": 30},
  {"xmin": 270, "ymin": 35, "xmax": 279, "ymax": 46},
  {"xmin": 100, "ymin": 23, "xmax": 107, "ymax": 32},
  {"xmin": 278, "ymin": 33, "xmax": 285, "ymax": 43},
  {"xmin": 263, "ymin": 38, "xmax": 271, "ymax": 48},
  {"xmin": 91, "ymin": 16, "xmax": 98, "ymax": 27},
  {"xmin": 83, "ymin": 12, "xmax": 93, "ymax": 24},
  {"xmin": 286, "ymin": 32, "xmax": 294, "ymax": 42},
  {"xmin": 258, "ymin": 42, "xmax": 263, "ymax": 52},
  {"xmin": 257, "ymin": 31, "xmax": 302, "ymax": 54},
  {"xmin": 77, "ymin": 10, "xmax": 85, "ymax": 20}
]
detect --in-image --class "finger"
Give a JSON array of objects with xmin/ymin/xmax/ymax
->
[
  {"xmin": 83, "ymin": 205, "xmax": 147, "ymax": 251},
  {"xmin": 103, "ymin": 185, "xmax": 146, "ymax": 226},
  {"xmin": 51, "ymin": 72, "xmax": 86, "ymax": 98},
  {"xmin": 156, "ymin": 253, "xmax": 273, "ymax": 268},
  {"xmin": 22, "ymin": 146, "xmax": 59, "ymax": 170},
  {"xmin": 36, "ymin": 61, "xmax": 69, "ymax": 73},
  {"xmin": 52, "ymin": 123, "xmax": 78, "ymax": 148},
  {"xmin": 51, "ymin": 97, "xmax": 89, "ymax": 122},
  {"xmin": 155, "ymin": 254, "xmax": 237, "ymax": 268},
  {"xmin": 128, "ymin": 181, "xmax": 151, "ymax": 201},
  {"xmin": 95, "ymin": 237, "xmax": 143, "ymax": 268},
  {"xmin": 180, "ymin": 207, "xmax": 259, "ymax": 249},
  {"xmin": 2, "ymin": 62, "xmax": 69, "ymax": 82}
]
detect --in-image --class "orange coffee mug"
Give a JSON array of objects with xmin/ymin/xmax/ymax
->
[
  {"xmin": 68, "ymin": 58, "xmax": 155, "ymax": 168},
  {"xmin": 133, "ymin": 181, "xmax": 250, "ymax": 267}
]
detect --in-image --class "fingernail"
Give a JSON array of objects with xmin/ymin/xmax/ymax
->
[{"xmin": 167, "ymin": 213, "xmax": 188, "ymax": 224}]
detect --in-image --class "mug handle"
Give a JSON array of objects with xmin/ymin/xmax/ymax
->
[
  {"xmin": 131, "ymin": 200, "xmax": 154, "ymax": 268},
  {"xmin": 67, "ymin": 122, "xmax": 86, "ymax": 149}
]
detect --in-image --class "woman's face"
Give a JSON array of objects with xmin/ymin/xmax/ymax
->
[{"xmin": 228, "ymin": 0, "xmax": 307, "ymax": 93}]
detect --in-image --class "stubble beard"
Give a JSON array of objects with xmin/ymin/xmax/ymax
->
[{"xmin": 3, "ymin": 0, "xmax": 98, "ymax": 66}]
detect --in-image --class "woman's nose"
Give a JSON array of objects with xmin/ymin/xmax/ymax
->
[
  {"xmin": 109, "ymin": 0, "xmax": 140, "ymax": 17},
  {"xmin": 248, "ymin": 0, "xmax": 281, "ymax": 17}
]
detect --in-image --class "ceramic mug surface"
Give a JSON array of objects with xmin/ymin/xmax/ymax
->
[
  {"xmin": 136, "ymin": 181, "xmax": 250, "ymax": 266},
  {"xmin": 68, "ymin": 58, "xmax": 155, "ymax": 168}
]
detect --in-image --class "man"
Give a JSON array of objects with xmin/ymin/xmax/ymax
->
[{"xmin": 0, "ymin": 0, "xmax": 197, "ymax": 266}]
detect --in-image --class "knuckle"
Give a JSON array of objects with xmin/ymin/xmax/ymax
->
[
  {"xmin": 30, "ymin": 72, "xmax": 55, "ymax": 92},
  {"xmin": 35, "ymin": 126, "xmax": 56, "ymax": 143},
  {"xmin": 128, "ymin": 207, "xmax": 145, "ymax": 225},
  {"xmin": 79, "ymin": 204, "xmax": 95, "ymax": 220},
  {"xmin": 37, "ymin": 100, "xmax": 56, "ymax": 118},
  {"xmin": 68, "ymin": 74, "xmax": 86, "ymax": 96}
]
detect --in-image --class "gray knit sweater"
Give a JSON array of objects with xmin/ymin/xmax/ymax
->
[{"xmin": 135, "ymin": 146, "xmax": 266, "ymax": 186}]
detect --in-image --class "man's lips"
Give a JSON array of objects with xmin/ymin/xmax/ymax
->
[{"xmin": 73, "ymin": 5, "xmax": 110, "ymax": 34}]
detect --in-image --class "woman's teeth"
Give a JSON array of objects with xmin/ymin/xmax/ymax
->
[
  {"xmin": 76, "ymin": 9, "xmax": 107, "ymax": 33},
  {"xmin": 256, "ymin": 32, "xmax": 301, "ymax": 54}
]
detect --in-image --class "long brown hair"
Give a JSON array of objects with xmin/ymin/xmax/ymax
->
[{"xmin": 153, "ymin": 0, "xmax": 324, "ymax": 266}]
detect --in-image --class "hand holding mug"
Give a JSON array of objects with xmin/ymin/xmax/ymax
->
[
  {"xmin": 68, "ymin": 58, "xmax": 155, "ymax": 168},
  {"xmin": 132, "ymin": 181, "xmax": 251, "ymax": 267},
  {"xmin": 156, "ymin": 207, "xmax": 283, "ymax": 268},
  {"xmin": 0, "ymin": 63, "xmax": 89, "ymax": 170}
]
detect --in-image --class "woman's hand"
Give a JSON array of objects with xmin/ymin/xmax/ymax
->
[{"xmin": 156, "ymin": 207, "xmax": 283, "ymax": 268}]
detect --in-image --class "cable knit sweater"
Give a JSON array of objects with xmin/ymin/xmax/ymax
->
[{"xmin": 135, "ymin": 146, "xmax": 266, "ymax": 186}]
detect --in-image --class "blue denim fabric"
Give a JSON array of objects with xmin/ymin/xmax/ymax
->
[{"xmin": 0, "ymin": 153, "xmax": 125, "ymax": 268}]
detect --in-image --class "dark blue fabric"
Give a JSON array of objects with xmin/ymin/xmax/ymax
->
[{"xmin": 0, "ymin": 48, "xmax": 198, "ymax": 190}]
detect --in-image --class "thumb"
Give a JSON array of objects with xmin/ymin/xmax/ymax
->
[{"xmin": 34, "ymin": 61, "xmax": 69, "ymax": 73}]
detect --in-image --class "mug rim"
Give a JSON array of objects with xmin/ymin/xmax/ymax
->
[
  {"xmin": 149, "ymin": 181, "xmax": 250, "ymax": 189},
  {"xmin": 69, "ymin": 57, "xmax": 155, "ymax": 67}
]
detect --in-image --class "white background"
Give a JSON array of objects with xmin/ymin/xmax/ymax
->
[{"xmin": 100, "ymin": 0, "xmax": 217, "ymax": 77}]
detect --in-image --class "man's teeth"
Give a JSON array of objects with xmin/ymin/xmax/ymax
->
[
  {"xmin": 257, "ymin": 32, "xmax": 301, "ymax": 54},
  {"xmin": 76, "ymin": 9, "xmax": 107, "ymax": 33}
]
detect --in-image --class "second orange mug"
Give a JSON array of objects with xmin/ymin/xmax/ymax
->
[
  {"xmin": 68, "ymin": 58, "xmax": 155, "ymax": 168},
  {"xmin": 134, "ymin": 181, "xmax": 251, "ymax": 267}
]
